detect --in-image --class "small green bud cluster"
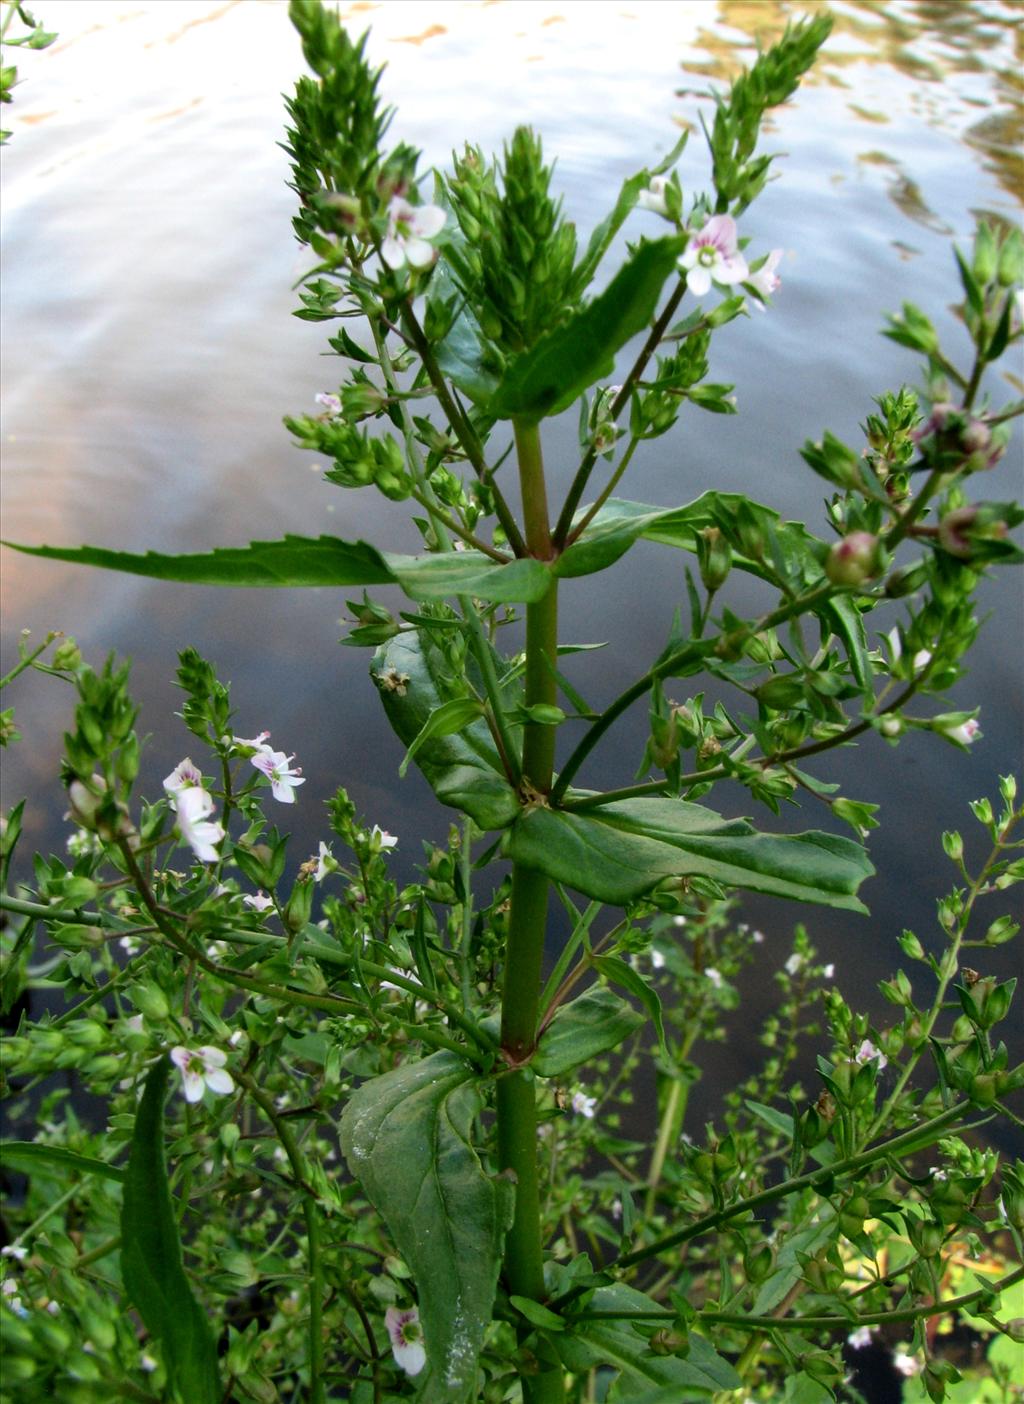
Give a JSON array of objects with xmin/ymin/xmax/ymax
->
[
  {"xmin": 285, "ymin": 414, "xmax": 410, "ymax": 499},
  {"xmin": 444, "ymin": 128, "xmax": 579, "ymax": 355},
  {"xmin": 707, "ymin": 14, "xmax": 833, "ymax": 212}
]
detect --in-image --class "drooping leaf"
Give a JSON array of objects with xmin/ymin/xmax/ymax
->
[
  {"xmin": 384, "ymin": 550, "xmax": 552, "ymax": 604},
  {"xmin": 373, "ymin": 631, "xmax": 520, "ymax": 830},
  {"xmin": 121, "ymin": 1058, "xmax": 220, "ymax": 1404},
  {"xmin": 534, "ymin": 987, "xmax": 645, "ymax": 1077},
  {"xmin": 492, "ymin": 237, "xmax": 686, "ymax": 422},
  {"xmin": 505, "ymin": 796, "xmax": 874, "ymax": 912},
  {"xmin": 339, "ymin": 1051, "xmax": 514, "ymax": 1404},
  {"xmin": 557, "ymin": 1283, "xmax": 740, "ymax": 1396},
  {"xmin": 592, "ymin": 955, "xmax": 667, "ymax": 1058}
]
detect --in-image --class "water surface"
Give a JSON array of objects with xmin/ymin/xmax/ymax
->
[{"xmin": 2, "ymin": 0, "xmax": 1021, "ymax": 1119}]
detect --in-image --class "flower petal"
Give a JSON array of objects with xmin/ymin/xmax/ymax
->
[
  {"xmin": 411, "ymin": 203, "xmax": 446, "ymax": 239},
  {"xmin": 404, "ymin": 236, "xmax": 438, "ymax": 269},
  {"xmin": 380, "ymin": 236, "xmax": 406, "ymax": 269}
]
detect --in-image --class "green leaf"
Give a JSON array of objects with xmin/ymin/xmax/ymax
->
[
  {"xmin": 571, "ymin": 133, "xmax": 687, "ymax": 294},
  {"xmin": 3, "ymin": 536, "xmax": 552, "ymax": 606},
  {"xmin": 0, "ymin": 1141, "xmax": 126, "ymax": 1183},
  {"xmin": 434, "ymin": 303, "xmax": 502, "ymax": 407},
  {"xmin": 121, "ymin": 1058, "xmax": 220, "ymax": 1404},
  {"xmin": 558, "ymin": 1284, "xmax": 740, "ymax": 1395},
  {"xmin": 384, "ymin": 550, "xmax": 552, "ymax": 604},
  {"xmin": 373, "ymin": 631, "xmax": 520, "ymax": 830},
  {"xmin": 752, "ymin": 1207, "xmax": 836, "ymax": 1314},
  {"xmin": 593, "ymin": 955, "xmax": 667, "ymax": 1057},
  {"xmin": 533, "ymin": 987, "xmax": 644, "ymax": 1077},
  {"xmin": 492, "ymin": 236, "xmax": 686, "ymax": 422},
  {"xmin": 340, "ymin": 1051, "xmax": 514, "ymax": 1404},
  {"xmin": 4, "ymin": 535, "xmax": 394, "ymax": 588},
  {"xmin": 399, "ymin": 697, "xmax": 486, "ymax": 778},
  {"xmin": 506, "ymin": 797, "xmax": 874, "ymax": 912},
  {"xmin": 510, "ymin": 1296, "xmax": 565, "ymax": 1331}
]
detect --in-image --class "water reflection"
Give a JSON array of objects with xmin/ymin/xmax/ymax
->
[{"xmin": 1, "ymin": 0, "xmax": 1020, "ymax": 1136}]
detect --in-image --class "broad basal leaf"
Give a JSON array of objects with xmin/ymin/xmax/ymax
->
[
  {"xmin": 505, "ymin": 796, "xmax": 874, "ymax": 911},
  {"xmin": 492, "ymin": 236, "xmax": 685, "ymax": 422},
  {"xmin": 121, "ymin": 1058, "xmax": 220, "ymax": 1404},
  {"xmin": 339, "ymin": 1051, "xmax": 514, "ymax": 1404},
  {"xmin": 534, "ymin": 987, "xmax": 644, "ymax": 1077},
  {"xmin": 373, "ymin": 631, "xmax": 519, "ymax": 831}
]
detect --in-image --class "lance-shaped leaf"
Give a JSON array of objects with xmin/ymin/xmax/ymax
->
[
  {"xmin": 121, "ymin": 1058, "xmax": 220, "ymax": 1404},
  {"xmin": 557, "ymin": 1282, "xmax": 740, "ymax": 1395},
  {"xmin": 534, "ymin": 987, "xmax": 644, "ymax": 1077},
  {"xmin": 505, "ymin": 796, "xmax": 874, "ymax": 911},
  {"xmin": 492, "ymin": 236, "xmax": 686, "ymax": 423},
  {"xmin": 4, "ymin": 536, "xmax": 552, "ymax": 605},
  {"xmin": 0, "ymin": 1141, "xmax": 126, "ymax": 1184},
  {"xmin": 340, "ymin": 1051, "xmax": 514, "ymax": 1404},
  {"xmin": 373, "ymin": 631, "xmax": 520, "ymax": 830}
]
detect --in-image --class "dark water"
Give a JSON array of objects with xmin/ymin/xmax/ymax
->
[{"xmin": 2, "ymin": 1, "xmax": 1022, "ymax": 1125}]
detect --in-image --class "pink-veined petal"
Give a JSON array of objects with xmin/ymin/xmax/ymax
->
[{"xmin": 714, "ymin": 252, "xmax": 749, "ymax": 285}]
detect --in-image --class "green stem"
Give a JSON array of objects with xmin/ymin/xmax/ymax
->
[
  {"xmin": 0, "ymin": 630, "xmax": 61, "ymax": 691},
  {"xmin": 495, "ymin": 418, "xmax": 565, "ymax": 1404},
  {"xmin": 553, "ymin": 1102, "xmax": 969, "ymax": 1308},
  {"xmin": 239, "ymin": 1076, "xmax": 325, "ymax": 1404}
]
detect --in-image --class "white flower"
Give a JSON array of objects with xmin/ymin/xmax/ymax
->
[
  {"xmin": 385, "ymin": 1304, "xmax": 426, "ymax": 1376},
  {"xmin": 855, "ymin": 1038, "xmax": 888, "ymax": 1071},
  {"xmin": 893, "ymin": 1350, "xmax": 920, "ymax": 1377},
  {"xmin": 752, "ymin": 929, "xmax": 765, "ymax": 944},
  {"xmin": 243, "ymin": 891, "xmax": 273, "ymax": 912},
  {"xmin": 637, "ymin": 175, "xmax": 670, "ymax": 216},
  {"xmin": 314, "ymin": 841, "xmax": 334, "ymax": 883},
  {"xmin": 571, "ymin": 1089, "xmax": 597, "ymax": 1119},
  {"xmin": 162, "ymin": 758, "xmax": 204, "ymax": 806},
  {"xmin": 929, "ymin": 1166, "xmax": 948, "ymax": 1181},
  {"xmin": 823, "ymin": 963, "xmax": 835, "ymax": 979},
  {"xmin": 251, "ymin": 747, "xmax": 305, "ymax": 803},
  {"xmin": 119, "ymin": 935, "xmax": 141, "ymax": 956},
  {"xmin": 679, "ymin": 214, "xmax": 749, "ymax": 296},
  {"xmin": 174, "ymin": 786, "xmax": 225, "ymax": 863},
  {"xmin": 1, "ymin": 1245, "xmax": 27, "ymax": 1261},
  {"xmin": 945, "ymin": 717, "xmax": 981, "ymax": 746},
  {"xmin": 381, "ymin": 197, "xmax": 446, "ymax": 271},
  {"xmin": 846, "ymin": 1325, "xmax": 874, "ymax": 1349},
  {"xmin": 369, "ymin": 824, "xmax": 398, "ymax": 850},
  {"xmin": 169, "ymin": 1045, "xmax": 235, "ymax": 1103},
  {"xmin": 747, "ymin": 248, "xmax": 783, "ymax": 308},
  {"xmin": 785, "ymin": 953, "xmax": 804, "ymax": 976},
  {"xmin": 650, "ymin": 947, "xmax": 666, "ymax": 970},
  {"xmin": 705, "ymin": 966, "xmax": 724, "ymax": 989},
  {"xmin": 672, "ymin": 914, "xmax": 687, "ymax": 928},
  {"xmin": 314, "ymin": 392, "xmax": 341, "ymax": 416},
  {"xmin": 66, "ymin": 829, "xmax": 99, "ymax": 858}
]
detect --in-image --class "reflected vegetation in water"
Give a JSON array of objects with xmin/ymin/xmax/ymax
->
[{"xmin": 1, "ymin": 0, "xmax": 1021, "ymax": 1125}]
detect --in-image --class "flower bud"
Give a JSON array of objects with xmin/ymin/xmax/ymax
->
[
  {"xmin": 825, "ymin": 532, "xmax": 881, "ymax": 586},
  {"xmin": 696, "ymin": 526, "xmax": 732, "ymax": 591}
]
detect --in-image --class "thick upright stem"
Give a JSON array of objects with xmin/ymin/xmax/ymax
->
[{"xmin": 496, "ymin": 419, "xmax": 565, "ymax": 1403}]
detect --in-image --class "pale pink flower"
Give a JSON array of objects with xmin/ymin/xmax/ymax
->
[
  {"xmin": 175, "ymin": 786, "xmax": 225, "ymax": 863},
  {"xmin": 847, "ymin": 1325, "xmax": 874, "ymax": 1350},
  {"xmin": 314, "ymin": 392, "xmax": 341, "ymax": 416},
  {"xmin": 369, "ymin": 824, "xmax": 398, "ymax": 851},
  {"xmin": 785, "ymin": 953, "xmax": 804, "ymax": 976},
  {"xmin": 855, "ymin": 1038, "xmax": 888, "ymax": 1071},
  {"xmin": 243, "ymin": 891, "xmax": 274, "ymax": 912},
  {"xmin": 169, "ymin": 1045, "xmax": 234, "ymax": 1103},
  {"xmin": 162, "ymin": 758, "xmax": 204, "ymax": 806},
  {"xmin": 679, "ymin": 215, "xmax": 749, "ymax": 296},
  {"xmin": 747, "ymin": 248, "xmax": 783, "ymax": 308},
  {"xmin": 571, "ymin": 1089, "xmax": 597, "ymax": 1119},
  {"xmin": 381, "ymin": 197, "xmax": 446, "ymax": 271},
  {"xmin": 893, "ymin": 1351, "xmax": 920, "ymax": 1378},
  {"xmin": 385, "ymin": 1304, "xmax": 426, "ymax": 1376},
  {"xmin": 251, "ymin": 747, "xmax": 305, "ymax": 803},
  {"xmin": 945, "ymin": 717, "xmax": 981, "ymax": 746}
]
